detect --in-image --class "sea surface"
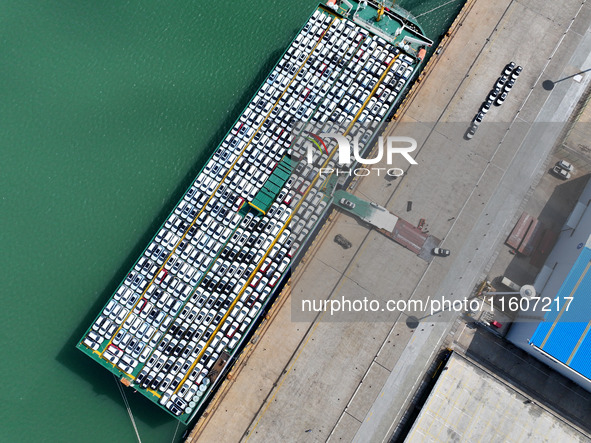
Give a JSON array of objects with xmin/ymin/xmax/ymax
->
[{"xmin": 0, "ymin": 1, "xmax": 463, "ymax": 441}]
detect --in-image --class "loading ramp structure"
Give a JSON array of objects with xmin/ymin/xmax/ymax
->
[{"xmin": 332, "ymin": 190, "xmax": 440, "ymax": 260}]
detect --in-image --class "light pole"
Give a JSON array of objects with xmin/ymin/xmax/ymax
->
[{"xmin": 484, "ymin": 284, "xmax": 536, "ymax": 298}]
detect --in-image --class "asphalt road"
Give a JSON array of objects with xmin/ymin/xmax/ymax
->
[{"xmin": 351, "ymin": 0, "xmax": 591, "ymax": 440}]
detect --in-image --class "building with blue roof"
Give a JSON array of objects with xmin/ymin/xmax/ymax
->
[{"xmin": 508, "ymin": 179, "xmax": 591, "ymax": 392}]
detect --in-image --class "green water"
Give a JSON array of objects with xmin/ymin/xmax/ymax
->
[{"xmin": 0, "ymin": 1, "xmax": 462, "ymax": 442}]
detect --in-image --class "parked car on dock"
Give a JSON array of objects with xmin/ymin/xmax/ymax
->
[
  {"xmin": 334, "ymin": 234, "xmax": 352, "ymax": 249},
  {"xmin": 552, "ymin": 165, "xmax": 571, "ymax": 180},
  {"xmin": 503, "ymin": 61, "xmax": 516, "ymax": 76},
  {"xmin": 495, "ymin": 91, "xmax": 508, "ymax": 106},
  {"xmin": 511, "ymin": 66, "xmax": 522, "ymax": 79},
  {"xmin": 556, "ymin": 160, "xmax": 573, "ymax": 172},
  {"xmin": 487, "ymin": 87, "xmax": 501, "ymax": 102},
  {"xmin": 473, "ymin": 112, "xmax": 484, "ymax": 125},
  {"xmin": 432, "ymin": 248, "xmax": 451, "ymax": 257}
]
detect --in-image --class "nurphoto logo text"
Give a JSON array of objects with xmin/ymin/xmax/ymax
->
[{"xmin": 305, "ymin": 132, "xmax": 418, "ymax": 177}]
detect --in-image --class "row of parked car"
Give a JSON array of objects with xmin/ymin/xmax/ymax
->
[
  {"xmin": 277, "ymin": 21, "xmax": 418, "ymax": 246},
  {"xmin": 468, "ymin": 61, "xmax": 522, "ymax": 138},
  {"xmin": 283, "ymin": 14, "xmax": 415, "ymax": 126},
  {"xmin": 280, "ymin": 17, "xmax": 419, "ymax": 248},
  {"xmin": 133, "ymin": 188, "xmax": 310, "ymax": 414},
  {"xmin": 82, "ymin": 10, "xmax": 417, "ymax": 418},
  {"xmin": 551, "ymin": 159, "xmax": 574, "ymax": 180}
]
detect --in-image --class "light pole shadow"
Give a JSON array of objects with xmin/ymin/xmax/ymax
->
[{"xmin": 542, "ymin": 68, "xmax": 591, "ymax": 90}]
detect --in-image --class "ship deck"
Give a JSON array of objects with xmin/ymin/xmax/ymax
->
[{"xmin": 77, "ymin": 1, "xmax": 432, "ymax": 424}]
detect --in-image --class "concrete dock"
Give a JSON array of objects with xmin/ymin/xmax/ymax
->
[{"xmin": 187, "ymin": 0, "xmax": 591, "ymax": 440}]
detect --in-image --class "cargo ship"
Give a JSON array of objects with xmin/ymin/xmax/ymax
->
[{"xmin": 77, "ymin": 0, "xmax": 432, "ymax": 424}]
